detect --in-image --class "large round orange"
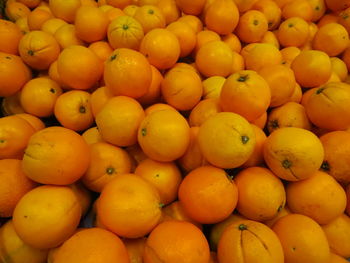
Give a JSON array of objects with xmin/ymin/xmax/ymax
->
[
  {"xmin": 12, "ymin": 185, "xmax": 82, "ymax": 249},
  {"xmin": 107, "ymin": 15, "xmax": 144, "ymax": 50},
  {"xmin": 22, "ymin": 126, "xmax": 90, "ymax": 185},
  {"xmin": 143, "ymin": 220, "xmax": 210, "ymax": 263},
  {"xmin": 140, "ymin": 28, "xmax": 180, "ymax": 70},
  {"xmin": 104, "ymin": 48, "xmax": 152, "ymax": 98},
  {"xmin": 0, "ymin": 19, "xmax": 22, "ymax": 55},
  {"xmin": 178, "ymin": 165, "xmax": 238, "ymax": 224},
  {"xmin": 133, "ymin": 5, "xmax": 166, "ymax": 33},
  {"xmin": 96, "ymin": 96, "xmax": 145, "ymax": 147},
  {"xmin": 138, "ymin": 109, "xmax": 190, "ymax": 162},
  {"xmin": 54, "ymin": 228, "xmax": 129, "ymax": 263},
  {"xmin": 272, "ymin": 214, "xmax": 330, "ymax": 263},
  {"xmin": 263, "ymin": 127, "xmax": 324, "ymax": 181},
  {"xmin": 198, "ymin": 112, "xmax": 256, "ymax": 169},
  {"xmin": 97, "ymin": 173, "xmax": 162, "ymax": 238},
  {"xmin": 18, "ymin": 30, "xmax": 60, "ymax": 70},
  {"xmin": 57, "ymin": 45, "xmax": 104, "ymax": 90},
  {"xmin": 0, "ymin": 52, "xmax": 32, "ymax": 97},
  {"xmin": 49, "ymin": 0, "xmax": 82, "ymax": 23},
  {"xmin": 220, "ymin": 70, "xmax": 271, "ymax": 122},
  {"xmin": 20, "ymin": 77, "xmax": 62, "ymax": 118},
  {"xmin": 218, "ymin": 220, "xmax": 284, "ymax": 263}
]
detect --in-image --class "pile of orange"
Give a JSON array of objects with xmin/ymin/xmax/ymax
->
[{"xmin": 1, "ymin": 0, "xmax": 350, "ymax": 262}]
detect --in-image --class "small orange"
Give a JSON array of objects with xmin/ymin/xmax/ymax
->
[
  {"xmin": 27, "ymin": 8, "xmax": 53, "ymax": 31},
  {"xmin": 308, "ymin": 0, "xmax": 326, "ymax": 22},
  {"xmin": 133, "ymin": 5, "xmax": 166, "ymax": 33},
  {"xmin": 17, "ymin": 0, "xmax": 42, "ymax": 8},
  {"xmin": 261, "ymin": 30, "xmax": 280, "ymax": 49},
  {"xmin": 324, "ymin": 0, "xmax": 350, "ymax": 12},
  {"xmin": 288, "ymin": 82, "xmax": 303, "ymax": 103},
  {"xmin": 0, "ymin": 19, "xmax": 23, "ymax": 55},
  {"xmin": 233, "ymin": 0, "xmax": 259, "ymax": 12},
  {"xmin": 252, "ymin": 0, "xmax": 282, "ymax": 30},
  {"xmin": 15, "ymin": 16, "xmax": 30, "ymax": 35},
  {"xmin": 123, "ymin": 4, "xmax": 139, "ymax": 16},
  {"xmin": 1, "ymin": 93, "xmax": 25, "ymax": 116},
  {"xmin": 156, "ymin": 0, "xmax": 180, "ymax": 25},
  {"xmin": 5, "ymin": 2, "xmax": 31, "ymax": 22},
  {"xmin": 264, "ymin": 206, "xmax": 292, "ymax": 228},
  {"xmin": 277, "ymin": 17, "xmax": 310, "ymax": 47}
]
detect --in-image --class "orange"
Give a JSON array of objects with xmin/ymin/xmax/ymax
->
[
  {"xmin": 280, "ymin": 46, "xmax": 301, "ymax": 65},
  {"xmin": 134, "ymin": 158, "xmax": 182, "ymax": 205},
  {"xmin": 81, "ymin": 126, "xmax": 104, "ymax": 145},
  {"xmin": 193, "ymin": 29, "xmax": 221, "ymax": 54},
  {"xmin": 235, "ymin": 167, "xmax": 286, "ymax": 221},
  {"xmin": 324, "ymin": 0, "xmax": 350, "ymax": 12},
  {"xmin": 264, "ymin": 206, "xmax": 292, "ymax": 228},
  {"xmin": 220, "ymin": 70, "xmax": 271, "ymax": 121},
  {"xmin": 12, "ymin": 185, "xmax": 81, "ymax": 249},
  {"xmin": 22, "ymin": 126, "xmax": 90, "ymax": 185},
  {"xmin": 231, "ymin": 51, "xmax": 245, "ymax": 74},
  {"xmin": 82, "ymin": 142, "xmax": 132, "ymax": 192},
  {"xmin": 48, "ymin": 60, "xmax": 68, "ymax": 88},
  {"xmin": 330, "ymin": 57, "xmax": 348, "ymax": 81},
  {"xmin": 97, "ymin": 173, "xmax": 162, "ymax": 238},
  {"xmin": 235, "ymin": 10, "xmax": 269, "ymax": 44},
  {"xmin": 251, "ymin": 111, "xmax": 268, "ymax": 129},
  {"xmin": 90, "ymin": 86, "xmax": 114, "ymax": 117},
  {"xmin": 1, "ymin": 93, "xmax": 25, "ymax": 116},
  {"xmin": 41, "ymin": 18, "xmax": 67, "ymax": 35},
  {"xmin": 138, "ymin": 109, "xmax": 190, "ymax": 162},
  {"xmin": 282, "ymin": 0, "xmax": 313, "ymax": 21},
  {"xmin": 156, "ymin": 0, "xmax": 180, "ymax": 25},
  {"xmin": 49, "ymin": 0, "xmax": 82, "ymax": 23},
  {"xmin": 54, "ymin": 228, "xmax": 129, "ymax": 263},
  {"xmin": 107, "ymin": 15, "xmax": 144, "ymax": 50},
  {"xmin": 15, "ymin": 113, "xmax": 45, "ymax": 131},
  {"xmin": 320, "ymin": 131, "xmax": 350, "ymax": 184},
  {"xmin": 20, "ymin": 77, "xmax": 63, "ymax": 118},
  {"xmin": 242, "ymin": 124, "xmax": 267, "ymax": 167},
  {"xmin": 195, "ymin": 40, "xmax": 233, "ymax": 77},
  {"xmin": 308, "ymin": 0, "xmax": 326, "ymax": 22},
  {"xmin": 272, "ymin": 214, "xmax": 331, "ymax": 263},
  {"xmin": 123, "ymin": 237, "xmax": 146, "ymax": 263},
  {"xmin": 267, "ymin": 102, "xmax": 311, "ymax": 133},
  {"xmin": 198, "ymin": 112, "xmax": 256, "ymax": 169},
  {"xmin": 74, "ymin": 6, "xmax": 109, "ymax": 43},
  {"xmin": 289, "ymin": 82, "xmax": 303, "ymax": 103},
  {"xmin": 143, "ymin": 220, "xmax": 210, "ymax": 263},
  {"xmin": 0, "ymin": 220, "xmax": 49, "ymax": 263},
  {"xmin": 291, "ymin": 49, "xmax": 331, "ymax": 87},
  {"xmin": 161, "ymin": 67, "xmax": 202, "ymax": 111},
  {"xmin": 204, "ymin": 0, "xmax": 240, "ymax": 35},
  {"xmin": 0, "ymin": 19, "xmax": 22, "ymax": 55},
  {"xmin": 27, "ymin": 8, "xmax": 53, "ymax": 31},
  {"xmin": 5, "ymin": 2, "xmax": 31, "ymax": 22},
  {"xmin": 178, "ymin": 14, "xmax": 203, "ymax": 33},
  {"xmin": 166, "ymin": 21, "xmax": 196, "ymax": 57},
  {"xmin": 263, "ymin": 127, "xmax": 324, "ymax": 181},
  {"xmin": 140, "ymin": 28, "xmax": 180, "ymax": 70},
  {"xmin": 133, "ymin": 5, "xmax": 166, "ymax": 33},
  {"xmin": 322, "ymin": 214, "xmax": 350, "ymax": 258},
  {"xmin": 54, "ymin": 24, "xmax": 85, "ymax": 49},
  {"xmin": 0, "ymin": 159, "xmax": 37, "ymax": 218},
  {"xmin": 104, "ymin": 48, "xmax": 152, "ymax": 98},
  {"xmin": 178, "ymin": 165, "xmax": 238, "ymax": 224},
  {"xmin": 137, "ymin": 65, "xmax": 163, "ymax": 106},
  {"xmin": 218, "ymin": 220, "xmax": 284, "ymax": 263},
  {"xmin": 339, "ymin": 7, "xmax": 350, "ymax": 33},
  {"xmin": 202, "ymin": 76, "xmax": 225, "ymax": 99},
  {"xmin": 261, "ymin": 30, "xmax": 280, "ymax": 49},
  {"xmin": 96, "ymin": 96, "xmax": 145, "ymax": 147},
  {"xmin": 305, "ymin": 82, "xmax": 350, "ymax": 131},
  {"xmin": 106, "ymin": 0, "xmax": 133, "ymax": 8},
  {"xmin": 123, "ymin": 4, "xmax": 139, "ymax": 16},
  {"xmin": 144, "ymin": 102, "xmax": 176, "ymax": 115},
  {"xmin": 175, "ymin": 0, "xmax": 206, "ymax": 15},
  {"xmin": 0, "ymin": 115, "xmax": 36, "ymax": 159},
  {"xmin": 189, "ymin": 98, "xmax": 221, "ymax": 127},
  {"xmin": 54, "ymin": 90, "xmax": 94, "ymax": 131},
  {"xmin": 241, "ymin": 42, "xmax": 282, "ymax": 71},
  {"xmin": 0, "ymin": 52, "xmax": 32, "ymax": 97},
  {"xmin": 57, "ymin": 45, "xmax": 104, "ymax": 90},
  {"xmin": 252, "ymin": 0, "xmax": 282, "ymax": 30},
  {"xmin": 221, "ymin": 33, "xmax": 242, "ymax": 53},
  {"xmin": 277, "ymin": 17, "xmax": 310, "ymax": 47},
  {"xmin": 88, "ymin": 41, "xmax": 113, "ymax": 62},
  {"xmin": 287, "ymin": 171, "xmax": 347, "ymax": 224}
]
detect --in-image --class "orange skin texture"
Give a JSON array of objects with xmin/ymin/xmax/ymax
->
[
  {"xmin": 12, "ymin": 185, "xmax": 82, "ymax": 249},
  {"xmin": 0, "ymin": 52, "xmax": 32, "ymax": 97},
  {"xmin": 178, "ymin": 165, "xmax": 238, "ymax": 224},
  {"xmin": 0, "ymin": 115, "xmax": 36, "ymax": 159},
  {"xmin": 49, "ymin": 0, "xmax": 82, "ymax": 23},
  {"xmin": 251, "ymin": 111, "xmax": 267, "ymax": 129},
  {"xmin": 5, "ymin": 2, "xmax": 31, "ymax": 22},
  {"xmin": 82, "ymin": 142, "xmax": 133, "ymax": 192},
  {"xmin": 221, "ymin": 33, "xmax": 242, "ymax": 52},
  {"xmin": 324, "ymin": 0, "xmax": 350, "ymax": 12},
  {"xmin": 282, "ymin": 0, "xmax": 313, "ymax": 21},
  {"xmin": 134, "ymin": 158, "xmax": 182, "ymax": 205},
  {"xmin": 218, "ymin": 220, "xmax": 284, "ymax": 263},
  {"xmin": 234, "ymin": 167, "xmax": 286, "ymax": 221},
  {"xmin": 305, "ymin": 82, "xmax": 350, "ymax": 131},
  {"xmin": 166, "ymin": 21, "xmax": 196, "ymax": 57},
  {"xmin": 242, "ymin": 124, "xmax": 267, "ymax": 167},
  {"xmin": 252, "ymin": 0, "xmax": 282, "ymax": 30},
  {"xmin": 96, "ymin": 96, "xmax": 145, "ymax": 147},
  {"xmin": 54, "ymin": 228, "xmax": 130, "ymax": 263},
  {"xmin": 235, "ymin": 10, "xmax": 268, "ymax": 44},
  {"xmin": 15, "ymin": 113, "xmax": 46, "ymax": 131},
  {"xmin": 202, "ymin": 76, "xmax": 225, "ymax": 99},
  {"xmin": 54, "ymin": 90, "xmax": 94, "ymax": 132},
  {"xmin": 108, "ymin": 15, "xmax": 144, "ymax": 50},
  {"xmin": 220, "ymin": 70, "xmax": 271, "ymax": 122},
  {"xmin": 18, "ymin": 30, "xmax": 60, "ymax": 70},
  {"xmin": 82, "ymin": 127, "xmax": 104, "ymax": 145},
  {"xmin": 204, "ymin": 0, "xmax": 239, "ymax": 35},
  {"xmin": 134, "ymin": 5, "xmax": 166, "ymax": 33},
  {"xmin": 267, "ymin": 102, "xmax": 312, "ymax": 133},
  {"xmin": 0, "ymin": 19, "xmax": 23, "ymax": 55},
  {"xmin": 189, "ymin": 98, "xmax": 221, "ymax": 127},
  {"xmin": 138, "ymin": 65, "xmax": 163, "ymax": 106},
  {"xmin": 144, "ymin": 103, "xmax": 177, "ymax": 115},
  {"xmin": 138, "ymin": 109, "xmax": 190, "ymax": 162},
  {"xmin": 156, "ymin": 0, "xmax": 181, "ymax": 25},
  {"xmin": 0, "ymin": 159, "xmax": 37, "ymax": 218},
  {"xmin": 0, "ymin": 220, "xmax": 49, "ymax": 263},
  {"xmin": 289, "ymin": 83, "xmax": 303, "ymax": 103},
  {"xmin": 261, "ymin": 31, "xmax": 280, "ymax": 49},
  {"xmin": 272, "ymin": 214, "xmax": 331, "ymax": 263},
  {"xmin": 198, "ymin": 112, "xmax": 256, "ymax": 169},
  {"xmin": 263, "ymin": 127, "xmax": 324, "ymax": 181},
  {"xmin": 161, "ymin": 67, "xmax": 202, "ymax": 111},
  {"xmin": 277, "ymin": 17, "xmax": 310, "ymax": 48},
  {"xmin": 143, "ymin": 220, "xmax": 210, "ymax": 263},
  {"xmin": 329, "ymin": 253, "xmax": 350, "ymax": 263},
  {"xmin": 280, "ymin": 46, "xmax": 301, "ymax": 65},
  {"xmin": 286, "ymin": 171, "xmax": 347, "ymax": 225},
  {"xmin": 330, "ymin": 57, "xmax": 348, "ymax": 81},
  {"xmin": 41, "ymin": 18, "xmax": 67, "ymax": 35},
  {"xmin": 88, "ymin": 41, "xmax": 113, "ymax": 62},
  {"xmin": 90, "ymin": 86, "xmax": 114, "ymax": 117},
  {"xmin": 27, "ymin": 9, "xmax": 53, "ymax": 31},
  {"xmin": 264, "ymin": 206, "xmax": 292, "ymax": 228},
  {"xmin": 54, "ymin": 24, "xmax": 85, "ymax": 49},
  {"xmin": 291, "ymin": 50, "xmax": 332, "ymax": 88},
  {"xmin": 22, "ymin": 126, "xmax": 90, "ymax": 185},
  {"xmin": 322, "ymin": 214, "xmax": 350, "ymax": 258},
  {"xmin": 97, "ymin": 174, "xmax": 162, "ymax": 238},
  {"xmin": 193, "ymin": 29, "xmax": 220, "ymax": 54},
  {"xmin": 57, "ymin": 45, "xmax": 104, "ymax": 90},
  {"xmin": 20, "ymin": 77, "xmax": 63, "ymax": 118},
  {"xmin": 104, "ymin": 48, "xmax": 152, "ymax": 98},
  {"xmin": 175, "ymin": 0, "xmax": 206, "ymax": 15},
  {"xmin": 69, "ymin": 182, "xmax": 92, "ymax": 217}
]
